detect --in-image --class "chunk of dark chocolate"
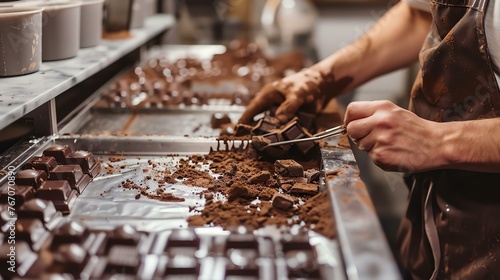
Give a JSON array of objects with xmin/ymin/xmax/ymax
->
[
  {"xmin": 272, "ymin": 193, "xmax": 294, "ymax": 210},
  {"xmin": 0, "ymin": 185, "xmax": 36, "ymax": 208},
  {"xmin": 280, "ymin": 121, "xmax": 315, "ymax": 155},
  {"xmin": 251, "ymin": 116, "xmax": 280, "ymax": 135},
  {"xmin": 274, "ymin": 160, "xmax": 304, "ymax": 177},
  {"xmin": 103, "ymin": 225, "xmax": 144, "ymax": 255},
  {"xmin": 52, "ymin": 244, "xmax": 88, "ymax": 275},
  {"xmin": 43, "ymin": 145, "xmax": 72, "ymax": 165},
  {"xmin": 167, "ymin": 229, "xmax": 200, "ymax": 248},
  {"xmin": 25, "ymin": 156, "xmax": 58, "ymax": 174},
  {"xmin": 66, "ymin": 151, "xmax": 101, "ymax": 178},
  {"xmin": 304, "ymin": 169, "xmax": 320, "ymax": 183},
  {"xmin": 37, "ymin": 181, "xmax": 77, "ymax": 214},
  {"xmin": 17, "ymin": 199, "xmax": 58, "ymax": 224},
  {"xmin": 15, "ymin": 218, "xmax": 52, "ymax": 251},
  {"xmin": 247, "ymin": 171, "xmax": 271, "ymax": 184},
  {"xmin": 297, "ymin": 111, "xmax": 316, "ymax": 131},
  {"xmin": 15, "ymin": 169, "xmax": 48, "ymax": 190},
  {"xmin": 289, "ymin": 183, "xmax": 319, "ymax": 196},
  {"xmin": 51, "ymin": 221, "xmax": 88, "ymax": 249},
  {"xmin": 277, "ymin": 175, "xmax": 307, "ymax": 186},
  {"xmin": 211, "ymin": 113, "xmax": 232, "ymax": 129},
  {"xmin": 49, "ymin": 165, "xmax": 91, "ymax": 194}
]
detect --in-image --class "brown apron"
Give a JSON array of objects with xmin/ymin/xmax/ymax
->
[{"xmin": 398, "ymin": 0, "xmax": 500, "ymax": 279}]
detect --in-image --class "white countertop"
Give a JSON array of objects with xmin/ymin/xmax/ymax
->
[{"xmin": 0, "ymin": 14, "xmax": 175, "ymax": 131}]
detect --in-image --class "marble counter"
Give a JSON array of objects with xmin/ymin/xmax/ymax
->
[{"xmin": 0, "ymin": 14, "xmax": 175, "ymax": 131}]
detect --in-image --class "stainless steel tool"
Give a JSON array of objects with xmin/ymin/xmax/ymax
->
[{"xmin": 261, "ymin": 125, "xmax": 346, "ymax": 149}]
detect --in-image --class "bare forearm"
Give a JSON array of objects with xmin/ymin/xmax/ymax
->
[
  {"xmin": 439, "ymin": 118, "xmax": 500, "ymax": 173},
  {"xmin": 311, "ymin": 2, "xmax": 432, "ymax": 96}
]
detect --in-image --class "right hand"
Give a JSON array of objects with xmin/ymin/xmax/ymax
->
[{"xmin": 238, "ymin": 68, "xmax": 331, "ymax": 124}]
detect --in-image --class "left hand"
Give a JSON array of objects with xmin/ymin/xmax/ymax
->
[{"xmin": 344, "ymin": 100, "xmax": 446, "ymax": 173}]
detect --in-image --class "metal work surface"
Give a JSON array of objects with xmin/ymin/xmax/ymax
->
[{"xmin": 321, "ymin": 144, "xmax": 401, "ymax": 280}]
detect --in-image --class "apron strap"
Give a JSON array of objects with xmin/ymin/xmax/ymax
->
[{"xmin": 424, "ymin": 180, "xmax": 441, "ymax": 280}]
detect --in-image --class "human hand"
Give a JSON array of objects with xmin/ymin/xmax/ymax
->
[
  {"xmin": 344, "ymin": 100, "xmax": 447, "ymax": 173},
  {"xmin": 238, "ymin": 68, "xmax": 331, "ymax": 124}
]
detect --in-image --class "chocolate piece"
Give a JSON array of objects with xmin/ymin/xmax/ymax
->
[
  {"xmin": 272, "ymin": 193, "xmax": 294, "ymax": 210},
  {"xmin": 15, "ymin": 169, "xmax": 48, "ymax": 190},
  {"xmin": 52, "ymin": 244, "xmax": 88, "ymax": 276},
  {"xmin": 289, "ymin": 183, "xmax": 319, "ymax": 196},
  {"xmin": 17, "ymin": 199, "xmax": 58, "ymax": 224},
  {"xmin": 0, "ymin": 185, "xmax": 36, "ymax": 208},
  {"xmin": 102, "ymin": 225, "xmax": 144, "ymax": 255},
  {"xmin": 226, "ymin": 249, "xmax": 259, "ymax": 276},
  {"xmin": 251, "ymin": 135, "xmax": 271, "ymax": 151},
  {"xmin": 43, "ymin": 145, "xmax": 72, "ymax": 165},
  {"xmin": 297, "ymin": 111, "xmax": 316, "ymax": 131},
  {"xmin": 25, "ymin": 156, "xmax": 58, "ymax": 174},
  {"xmin": 211, "ymin": 113, "xmax": 232, "ymax": 129},
  {"xmin": 259, "ymin": 132, "xmax": 290, "ymax": 158},
  {"xmin": 304, "ymin": 169, "xmax": 321, "ymax": 183},
  {"xmin": 226, "ymin": 234, "xmax": 258, "ymax": 250},
  {"xmin": 49, "ymin": 165, "xmax": 91, "ymax": 194},
  {"xmin": 285, "ymin": 250, "xmax": 320, "ymax": 278},
  {"xmin": 251, "ymin": 116, "xmax": 280, "ymax": 135},
  {"xmin": 167, "ymin": 229, "xmax": 200, "ymax": 248},
  {"xmin": 280, "ymin": 121, "xmax": 315, "ymax": 155},
  {"xmin": 0, "ymin": 241, "xmax": 38, "ymax": 279},
  {"xmin": 277, "ymin": 176, "xmax": 307, "ymax": 186},
  {"xmin": 247, "ymin": 171, "xmax": 271, "ymax": 184},
  {"xmin": 105, "ymin": 245, "xmax": 141, "ymax": 275},
  {"xmin": 233, "ymin": 124, "xmax": 253, "ymax": 136},
  {"xmin": 15, "ymin": 218, "xmax": 52, "ymax": 251},
  {"xmin": 37, "ymin": 181, "xmax": 77, "ymax": 214},
  {"xmin": 51, "ymin": 221, "xmax": 88, "ymax": 250},
  {"xmin": 66, "ymin": 151, "xmax": 102, "ymax": 178},
  {"xmin": 274, "ymin": 160, "xmax": 304, "ymax": 177}
]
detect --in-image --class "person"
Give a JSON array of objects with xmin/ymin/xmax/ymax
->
[{"xmin": 239, "ymin": 0, "xmax": 500, "ymax": 279}]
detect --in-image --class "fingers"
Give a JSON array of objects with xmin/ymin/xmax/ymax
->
[
  {"xmin": 238, "ymin": 83, "xmax": 285, "ymax": 124},
  {"xmin": 346, "ymin": 118, "xmax": 373, "ymax": 143},
  {"xmin": 274, "ymin": 95, "xmax": 306, "ymax": 123},
  {"xmin": 344, "ymin": 100, "xmax": 396, "ymax": 124}
]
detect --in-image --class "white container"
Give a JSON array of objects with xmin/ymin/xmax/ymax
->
[
  {"xmin": 79, "ymin": 0, "xmax": 103, "ymax": 48},
  {"xmin": 0, "ymin": 7, "xmax": 43, "ymax": 76},
  {"xmin": 36, "ymin": 1, "xmax": 81, "ymax": 61}
]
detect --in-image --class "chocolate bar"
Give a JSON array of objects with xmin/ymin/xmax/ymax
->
[
  {"xmin": 25, "ymin": 156, "xmax": 58, "ymax": 174},
  {"xmin": 0, "ymin": 185, "xmax": 36, "ymax": 208},
  {"xmin": 49, "ymin": 165, "xmax": 91, "ymax": 194},
  {"xmin": 51, "ymin": 221, "xmax": 89, "ymax": 250},
  {"xmin": 51, "ymin": 244, "xmax": 88, "ymax": 276},
  {"xmin": 274, "ymin": 160, "xmax": 304, "ymax": 177},
  {"xmin": 66, "ymin": 150, "xmax": 101, "ymax": 178},
  {"xmin": 37, "ymin": 181, "xmax": 78, "ymax": 214},
  {"xmin": 15, "ymin": 169, "xmax": 48, "ymax": 190},
  {"xmin": 289, "ymin": 183, "xmax": 319, "ymax": 196},
  {"xmin": 272, "ymin": 193, "xmax": 294, "ymax": 210},
  {"xmin": 43, "ymin": 145, "xmax": 72, "ymax": 165}
]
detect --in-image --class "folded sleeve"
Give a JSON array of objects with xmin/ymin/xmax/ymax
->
[{"xmin": 403, "ymin": 0, "xmax": 431, "ymax": 12}]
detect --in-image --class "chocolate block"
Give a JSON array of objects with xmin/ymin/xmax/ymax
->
[
  {"xmin": 272, "ymin": 193, "xmax": 294, "ymax": 210},
  {"xmin": 289, "ymin": 183, "xmax": 319, "ymax": 196},
  {"xmin": 43, "ymin": 145, "xmax": 72, "ymax": 165},
  {"xmin": 25, "ymin": 156, "xmax": 58, "ymax": 174},
  {"xmin": 297, "ymin": 111, "xmax": 316, "ymax": 131},
  {"xmin": 277, "ymin": 175, "xmax": 307, "ymax": 186},
  {"xmin": 17, "ymin": 199, "xmax": 62, "ymax": 231},
  {"xmin": 52, "ymin": 244, "xmax": 88, "ymax": 276},
  {"xmin": 0, "ymin": 185, "xmax": 36, "ymax": 208},
  {"xmin": 66, "ymin": 151, "xmax": 101, "ymax": 178},
  {"xmin": 259, "ymin": 131, "xmax": 290, "ymax": 158},
  {"xmin": 251, "ymin": 116, "xmax": 280, "ymax": 135},
  {"xmin": 105, "ymin": 245, "xmax": 141, "ymax": 275},
  {"xmin": 15, "ymin": 169, "xmax": 48, "ymax": 190},
  {"xmin": 274, "ymin": 160, "xmax": 304, "ymax": 177},
  {"xmin": 304, "ymin": 169, "xmax": 321, "ymax": 183},
  {"xmin": 226, "ymin": 249, "xmax": 259, "ymax": 276},
  {"xmin": 226, "ymin": 234, "xmax": 258, "ymax": 250},
  {"xmin": 37, "ymin": 181, "xmax": 77, "ymax": 214},
  {"xmin": 285, "ymin": 250, "xmax": 320, "ymax": 278},
  {"xmin": 211, "ymin": 113, "xmax": 232, "ymax": 129},
  {"xmin": 51, "ymin": 221, "xmax": 89, "ymax": 250},
  {"xmin": 247, "ymin": 171, "xmax": 271, "ymax": 184},
  {"xmin": 15, "ymin": 218, "xmax": 52, "ymax": 251},
  {"xmin": 167, "ymin": 229, "xmax": 200, "ymax": 248},
  {"xmin": 0, "ymin": 241, "xmax": 38, "ymax": 279},
  {"xmin": 280, "ymin": 121, "xmax": 315, "ymax": 155},
  {"xmin": 49, "ymin": 165, "xmax": 91, "ymax": 194}
]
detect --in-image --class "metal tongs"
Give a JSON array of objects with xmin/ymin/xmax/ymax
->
[{"xmin": 262, "ymin": 125, "xmax": 346, "ymax": 149}]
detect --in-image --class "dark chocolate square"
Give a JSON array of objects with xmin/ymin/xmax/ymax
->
[
  {"xmin": 50, "ymin": 165, "xmax": 91, "ymax": 194},
  {"xmin": 0, "ymin": 185, "xmax": 36, "ymax": 208},
  {"xmin": 66, "ymin": 151, "xmax": 101, "ymax": 178},
  {"xmin": 25, "ymin": 156, "xmax": 58, "ymax": 174},
  {"xmin": 43, "ymin": 145, "xmax": 72, "ymax": 165},
  {"xmin": 15, "ymin": 169, "xmax": 48, "ymax": 190},
  {"xmin": 274, "ymin": 160, "xmax": 304, "ymax": 177},
  {"xmin": 15, "ymin": 218, "xmax": 51, "ymax": 251},
  {"xmin": 37, "ymin": 181, "xmax": 72, "ymax": 201}
]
